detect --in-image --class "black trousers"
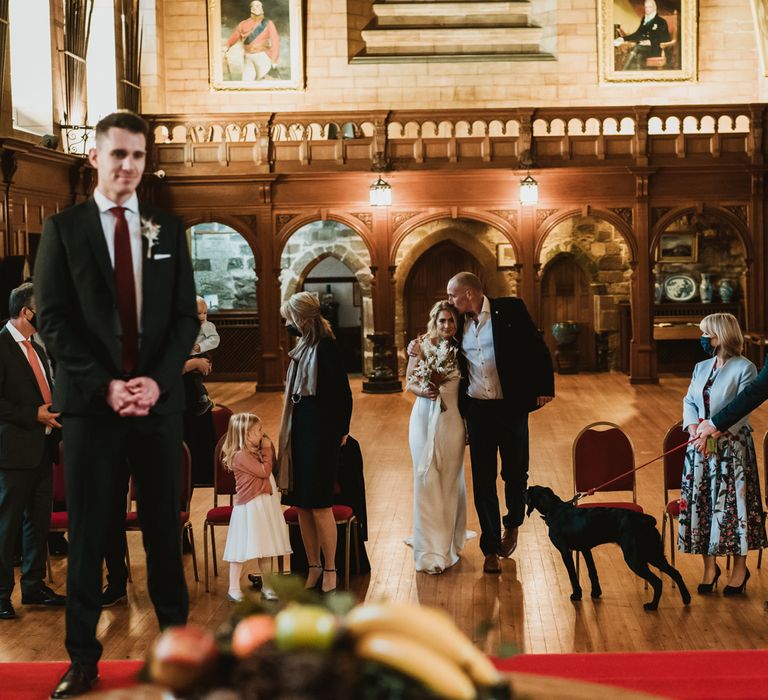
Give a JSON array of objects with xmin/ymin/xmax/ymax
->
[
  {"xmin": 464, "ymin": 398, "xmax": 529, "ymax": 555},
  {"xmin": 63, "ymin": 413, "xmax": 188, "ymax": 666},
  {"xmin": 0, "ymin": 454, "xmax": 53, "ymax": 600}
]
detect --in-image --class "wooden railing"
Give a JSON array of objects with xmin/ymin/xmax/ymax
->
[{"xmin": 147, "ymin": 104, "xmax": 766, "ymax": 174}]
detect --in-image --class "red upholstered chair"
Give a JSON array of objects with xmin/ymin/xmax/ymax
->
[
  {"xmin": 573, "ymin": 421, "xmax": 643, "ymax": 578},
  {"xmin": 125, "ymin": 443, "xmax": 199, "ymax": 582},
  {"xmin": 211, "ymin": 404, "xmax": 233, "ymax": 443},
  {"xmin": 47, "ymin": 445, "xmax": 68, "ymax": 582},
  {"xmin": 203, "ymin": 436, "xmax": 235, "ymax": 591},
  {"xmin": 282, "ymin": 504, "xmax": 359, "ymax": 590},
  {"xmin": 660, "ymin": 422, "xmax": 688, "ymax": 566}
]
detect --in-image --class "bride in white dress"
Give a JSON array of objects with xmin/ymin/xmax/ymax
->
[{"xmin": 405, "ymin": 301, "xmax": 468, "ymax": 574}]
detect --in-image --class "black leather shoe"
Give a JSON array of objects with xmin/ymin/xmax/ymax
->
[
  {"xmin": 101, "ymin": 586, "xmax": 127, "ymax": 608},
  {"xmin": 0, "ymin": 599, "xmax": 16, "ymax": 620},
  {"xmin": 247, "ymin": 574, "xmax": 263, "ymax": 590},
  {"xmin": 22, "ymin": 584, "xmax": 66, "ymax": 606},
  {"xmin": 50, "ymin": 664, "xmax": 99, "ymax": 698},
  {"xmin": 483, "ymin": 553, "xmax": 501, "ymax": 574},
  {"xmin": 499, "ymin": 527, "xmax": 519, "ymax": 557},
  {"xmin": 48, "ymin": 533, "xmax": 69, "ymax": 556}
]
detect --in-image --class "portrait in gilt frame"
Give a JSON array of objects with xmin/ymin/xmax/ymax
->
[
  {"xmin": 597, "ymin": 0, "xmax": 697, "ymax": 83},
  {"xmin": 208, "ymin": 0, "xmax": 305, "ymax": 90}
]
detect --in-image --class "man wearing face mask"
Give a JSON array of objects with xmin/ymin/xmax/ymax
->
[{"xmin": 0, "ymin": 283, "xmax": 65, "ymax": 620}]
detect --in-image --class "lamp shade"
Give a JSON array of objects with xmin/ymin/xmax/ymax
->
[
  {"xmin": 519, "ymin": 173, "xmax": 539, "ymax": 205},
  {"xmin": 369, "ymin": 176, "xmax": 392, "ymax": 206}
]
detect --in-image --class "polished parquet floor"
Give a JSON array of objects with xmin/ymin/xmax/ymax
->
[{"xmin": 2, "ymin": 372, "xmax": 768, "ymax": 662}]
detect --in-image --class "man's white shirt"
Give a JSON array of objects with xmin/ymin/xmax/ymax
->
[{"xmin": 461, "ymin": 296, "xmax": 504, "ymax": 400}]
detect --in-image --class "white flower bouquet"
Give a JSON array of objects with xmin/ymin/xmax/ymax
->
[{"xmin": 409, "ymin": 339, "xmax": 459, "ymax": 411}]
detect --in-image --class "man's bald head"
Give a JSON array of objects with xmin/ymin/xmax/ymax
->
[{"xmin": 447, "ymin": 272, "xmax": 484, "ymax": 315}]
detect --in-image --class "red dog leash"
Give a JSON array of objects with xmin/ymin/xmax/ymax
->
[{"xmin": 571, "ymin": 436, "xmax": 698, "ymax": 505}]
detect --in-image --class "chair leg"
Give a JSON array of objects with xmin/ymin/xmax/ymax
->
[
  {"xmin": 187, "ymin": 524, "xmax": 199, "ymax": 582},
  {"xmin": 353, "ymin": 523, "xmax": 361, "ymax": 575},
  {"xmin": 203, "ymin": 522, "xmax": 210, "ymax": 592},
  {"xmin": 758, "ymin": 548, "xmax": 763, "ymax": 570},
  {"xmin": 670, "ymin": 517, "xmax": 676, "ymax": 567},
  {"xmin": 344, "ymin": 521, "xmax": 351, "ymax": 591},
  {"xmin": 211, "ymin": 527, "xmax": 218, "ymax": 578},
  {"xmin": 277, "ymin": 555, "xmax": 284, "ymax": 574},
  {"xmin": 125, "ymin": 543, "xmax": 133, "ymax": 583}
]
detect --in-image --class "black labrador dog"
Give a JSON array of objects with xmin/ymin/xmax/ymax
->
[{"xmin": 525, "ymin": 485, "xmax": 691, "ymax": 611}]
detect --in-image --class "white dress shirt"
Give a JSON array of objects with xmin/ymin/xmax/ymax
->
[
  {"xmin": 462, "ymin": 296, "xmax": 504, "ymax": 400},
  {"xmin": 6, "ymin": 321, "xmax": 52, "ymax": 433},
  {"xmin": 93, "ymin": 188, "xmax": 143, "ymax": 329}
]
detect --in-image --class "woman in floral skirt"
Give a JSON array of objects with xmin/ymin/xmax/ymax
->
[{"xmin": 679, "ymin": 313, "xmax": 767, "ymax": 595}]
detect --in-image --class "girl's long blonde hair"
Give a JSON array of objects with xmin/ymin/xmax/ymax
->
[{"xmin": 221, "ymin": 412, "xmax": 261, "ymax": 470}]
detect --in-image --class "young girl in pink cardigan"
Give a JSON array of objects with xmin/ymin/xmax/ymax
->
[{"xmin": 221, "ymin": 413, "xmax": 291, "ymax": 601}]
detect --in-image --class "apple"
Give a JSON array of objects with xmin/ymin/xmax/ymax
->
[{"xmin": 231, "ymin": 614, "xmax": 277, "ymax": 658}]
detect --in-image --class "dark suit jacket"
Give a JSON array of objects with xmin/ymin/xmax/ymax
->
[
  {"xmin": 34, "ymin": 198, "xmax": 199, "ymax": 416},
  {"xmin": 623, "ymin": 14, "xmax": 670, "ymax": 56},
  {"xmin": 0, "ymin": 326, "xmax": 59, "ymax": 469},
  {"xmin": 711, "ymin": 362, "xmax": 768, "ymax": 432},
  {"xmin": 458, "ymin": 297, "xmax": 555, "ymax": 416}
]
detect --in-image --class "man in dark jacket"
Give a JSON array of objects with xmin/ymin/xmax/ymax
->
[
  {"xmin": 614, "ymin": 0, "xmax": 670, "ymax": 70},
  {"xmin": 36, "ymin": 110, "xmax": 199, "ymax": 698},
  {"xmin": 446, "ymin": 272, "xmax": 554, "ymax": 574},
  {"xmin": 0, "ymin": 283, "xmax": 64, "ymax": 621}
]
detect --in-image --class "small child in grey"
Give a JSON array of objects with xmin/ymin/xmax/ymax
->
[{"xmin": 188, "ymin": 297, "xmax": 220, "ymax": 415}]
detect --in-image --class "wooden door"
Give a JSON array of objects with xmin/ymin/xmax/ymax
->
[
  {"xmin": 404, "ymin": 241, "xmax": 482, "ymax": 342},
  {"xmin": 540, "ymin": 255, "xmax": 595, "ymax": 371}
]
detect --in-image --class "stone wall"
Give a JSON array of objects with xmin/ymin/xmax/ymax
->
[
  {"xmin": 142, "ymin": 1, "xmax": 766, "ymax": 114},
  {"xmin": 539, "ymin": 215, "xmax": 632, "ymax": 368},
  {"xmin": 279, "ymin": 220, "xmax": 374, "ymax": 373}
]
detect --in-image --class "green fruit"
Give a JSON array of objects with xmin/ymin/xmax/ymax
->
[{"xmin": 275, "ymin": 604, "xmax": 337, "ymax": 651}]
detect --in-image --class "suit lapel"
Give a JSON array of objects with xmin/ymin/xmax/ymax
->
[
  {"xmin": 138, "ymin": 204, "xmax": 163, "ymax": 363},
  {"xmin": 84, "ymin": 198, "xmax": 117, "ymax": 298}
]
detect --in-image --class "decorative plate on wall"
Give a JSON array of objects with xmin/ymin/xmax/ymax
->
[{"xmin": 663, "ymin": 274, "xmax": 697, "ymax": 302}]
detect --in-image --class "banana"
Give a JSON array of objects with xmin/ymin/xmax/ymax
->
[
  {"xmin": 346, "ymin": 602, "xmax": 503, "ymax": 687},
  {"xmin": 356, "ymin": 631, "xmax": 476, "ymax": 700}
]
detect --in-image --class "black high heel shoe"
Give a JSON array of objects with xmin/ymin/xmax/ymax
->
[
  {"xmin": 697, "ymin": 563, "xmax": 722, "ymax": 594},
  {"xmin": 723, "ymin": 568, "xmax": 750, "ymax": 596}
]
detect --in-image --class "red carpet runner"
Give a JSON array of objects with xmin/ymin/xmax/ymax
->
[{"xmin": 2, "ymin": 650, "xmax": 768, "ymax": 699}]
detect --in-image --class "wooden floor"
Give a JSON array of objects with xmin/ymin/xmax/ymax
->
[{"xmin": 2, "ymin": 372, "xmax": 768, "ymax": 662}]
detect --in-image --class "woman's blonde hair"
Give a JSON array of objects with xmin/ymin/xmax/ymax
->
[
  {"xmin": 221, "ymin": 412, "xmax": 261, "ymax": 470},
  {"xmin": 425, "ymin": 301, "xmax": 460, "ymax": 340},
  {"xmin": 700, "ymin": 312, "xmax": 743, "ymax": 359},
  {"xmin": 280, "ymin": 292, "xmax": 334, "ymax": 346}
]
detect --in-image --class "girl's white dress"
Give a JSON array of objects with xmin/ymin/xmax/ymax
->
[{"xmin": 223, "ymin": 472, "xmax": 292, "ymax": 563}]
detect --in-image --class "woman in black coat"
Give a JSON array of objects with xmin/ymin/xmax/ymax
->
[{"xmin": 278, "ymin": 292, "xmax": 352, "ymax": 593}]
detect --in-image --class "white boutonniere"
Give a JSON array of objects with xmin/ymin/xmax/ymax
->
[
  {"xmin": 652, "ymin": 23, "xmax": 657, "ymax": 29},
  {"xmin": 140, "ymin": 217, "xmax": 161, "ymax": 259}
]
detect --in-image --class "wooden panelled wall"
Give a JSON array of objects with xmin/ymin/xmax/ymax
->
[{"xmin": 1, "ymin": 104, "xmax": 766, "ymax": 389}]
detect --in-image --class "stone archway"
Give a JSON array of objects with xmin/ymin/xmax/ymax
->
[
  {"xmin": 393, "ymin": 217, "xmax": 518, "ymax": 371},
  {"xmin": 279, "ymin": 220, "xmax": 374, "ymax": 374},
  {"xmin": 539, "ymin": 215, "xmax": 632, "ymax": 370}
]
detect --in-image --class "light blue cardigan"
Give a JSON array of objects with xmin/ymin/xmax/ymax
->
[{"xmin": 683, "ymin": 355, "xmax": 757, "ymax": 435}]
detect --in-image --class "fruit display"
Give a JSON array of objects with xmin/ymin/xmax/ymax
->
[{"xmin": 145, "ymin": 582, "xmax": 512, "ymax": 699}]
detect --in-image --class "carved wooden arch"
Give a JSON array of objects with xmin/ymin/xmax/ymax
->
[
  {"xmin": 286, "ymin": 249, "xmax": 373, "ymax": 301},
  {"xmin": 534, "ymin": 208, "xmax": 638, "ymax": 266},
  {"xmin": 183, "ymin": 214, "xmax": 262, "ymax": 269},
  {"xmin": 274, "ymin": 211, "xmax": 375, "ymax": 263},
  {"xmin": 650, "ymin": 205, "xmax": 754, "ymax": 264},
  {"xmin": 389, "ymin": 209, "xmax": 520, "ymax": 266}
]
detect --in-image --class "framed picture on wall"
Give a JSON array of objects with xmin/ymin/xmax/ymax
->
[
  {"xmin": 658, "ymin": 232, "xmax": 698, "ymax": 262},
  {"xmin": 751, "ymin": 0, "xmax": 768, "ymax": 76},
  {"xmin": 496, "ymin": 243, "xmax": 517, "ymax": 269},
  {"xmin": 208, "ymin": 0, "xmax": 305, "ymax": 90},
  {"xmin": 597, "ymin": 0, "xmax": 698, "ymax": 83}
]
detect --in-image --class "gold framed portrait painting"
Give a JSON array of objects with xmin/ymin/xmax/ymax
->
[
  {"xmin": 597, "ymin": 0, "xmax": 697, "ymax": 83},
  {"xmin": 208, "ymin": 0, "xmax": 304, "ymax": 90}
]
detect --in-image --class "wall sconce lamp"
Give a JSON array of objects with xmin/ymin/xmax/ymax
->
[
  {"xmin": 369, "ymin": 152, "xmax": 392, "ymax": 206},
  {"xmin": 518, "ymin": 149, "xmax": 538, "ymax": 206}
]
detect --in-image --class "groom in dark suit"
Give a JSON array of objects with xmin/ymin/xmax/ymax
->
[
  {"xmin": 447, "ymin": 272, "xmax": 554, "ymax": 574},
  {"xmin": 36, "ymin": 111, "xmax": 199, "ymax": 697},
  {"xmin": 0, "ymin": 283, "xmax": 65, "ymax": 621}
]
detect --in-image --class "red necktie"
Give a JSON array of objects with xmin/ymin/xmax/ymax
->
[
  {"xmin": 110, "ymin": 207, "xmax": 138, "ymax": 375},
  {"xmin": 21, "ymin": 340, "xmax": 53, "ymax": 404}
]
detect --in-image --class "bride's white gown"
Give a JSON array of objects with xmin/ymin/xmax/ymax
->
[{"xmin": 407, "ymin": 373, "xmax": 468, "ymax": 574}]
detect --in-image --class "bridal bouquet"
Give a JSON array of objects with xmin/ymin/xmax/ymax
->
[{"xmin": 410, "ymin": 339, "xmax": 458, "ymax": 412}]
